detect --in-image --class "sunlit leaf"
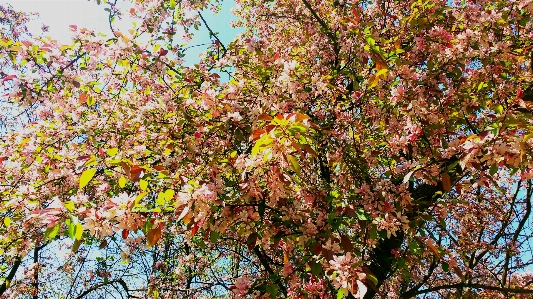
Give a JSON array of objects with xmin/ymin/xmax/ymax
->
[{"xmin": 79, "ymin": 168, "xmax": 97, "ymax": 189}]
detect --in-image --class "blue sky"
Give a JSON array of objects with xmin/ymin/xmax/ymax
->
[{"xmin": 5, "ymin": 0, "xmax": 241, "ymax": 64}]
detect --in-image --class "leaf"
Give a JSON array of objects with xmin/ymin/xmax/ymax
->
[
  {"xmin": 176, "ymin": 205, "xmax": 190, "ymax": 223},
  {"xmin": 366, "ymin": 273, "xmax": 378, "ymax": 286},
  {"xmin": 310, "ymin": 260, "xmax": 322, "ymax": 275},
  {"xmin": 164, "ymin": 189, "xmax": 175, "ymax": 201},
  {"xmin": 73, "ymin": 81, "xmax": 81, "ymax": 88},
  {"xmin": 45, "ymin": 223, "xmax": 60, "ymax": 241},
  {"xmin": 146, "ymin": 225, "xmax": 162, "ymax": 247},
  {"xmin": 75, "ymin": 222, "xmax": 83, "ymax": 240},
  {"xmin": 441, "ymin": 172, "xmax": 451, "ymax": 192},
  {"xmin": 355, "ymin": 209, "xmax": 369, "ymax": 220},
  {"xmin": 247, "ymin": 232, "xmax": 258, "ymax": 250},
  {"xmin": 252, "ymin": 129, "xmax": 266, "ymax": 141},
  {"xmin": 258, "ymin": 114, "xmax": 273, "ymax": 121},
  {"xmin": 79, "ymin": 168, "xmax": 97, "ymax": 189},
  {"xmin": 402, "ymin": 167, "xmax": 420, "ymax": 184},
  {"xmin": 64, "ymin": 201, "xmax": 75, "ymax": 212},
  {"xmin": 139, "ymin": 179, "xmax": 148, "ymax": 191},
  {"xmin": 130, "ymin": 165, "xmax": 144, "ymax": 182},
  {"xmin": 337, "ymin": 288, "xmax": 347, "ymax": 299},
  {"xmin": 106, "ymin": 148, "xmax": 118, "ymax": 156},
  {"xmin": 120, "ymin": 161, "xmax": 131, "ymax": 178},
  {"xmin": 287, "ymin": 154, "xmax": 301, "ymax": 175},
  {"xmin": 442, "ymin": 261, "xmax": 449, "ymax": 272},
  {"xmin": 340, "ymin": 234, "xmax": 354, "ymax": 252},
  {"xmin": 156, "ymin": 192, "xmax": 166, "ymax": 206},
  {"xmin": 190, "ymin": 222, "xmax": 200, "ymax": 236},
  {"xmin": 301, "ymin": 144, "xmax": 318, "ymax": 157},
  {"xmin": 520, "ymin": 134, "xmax": 533, "ymax": 161},
  {"xmin": 3, "ymin": 217, "xmax": 11, "ymax": 227},
  {"xmin": 118, "ymin": 176, "xmax": 127, "ymax": 188},
  {"xmin": 99, "ymin": 239, "xmax": 108, "ymax": 249},
  {"xmin": 78, "ymin": 92, "xmax": 88, "ymax": 104},
  {"xmin": 72, "ymin": 239, "xmax": 82, "ymax": 252},
  {"xmin": 122, "ymin": 229, "xmax": 129, "ymax": 239},
  {"xmin": 453, "ymin": 265, "xmax": 465, "ymax": 281}
]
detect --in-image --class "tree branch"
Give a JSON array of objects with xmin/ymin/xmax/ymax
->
[{"xmin": 0, "ymin": 257, "xmax": 21, "ymax": 296}]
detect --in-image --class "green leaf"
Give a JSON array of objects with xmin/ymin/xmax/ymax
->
[
  {"xmin": 210, "ymin": 231, "xmax": 219, "ymax": 243},
  {"xmin": 355, "ymin": 209, "xmax": 369, "ymax": 220},
  {"xmin": 87, "ymin": 95, "xmax": 95, "ymax": 106},
  {"xmin": 79, "ymin": 168, "xmax": 97, "ymax": 189},
  {"xmin": 337, "ymin": 288, "xmax": 347, "ymax": 299},
  {"xmin": 287, "ymin": 154, "xmax": 301, "ymax": 175},
  {"xmin": 66, "ymin": 218, "xmax": 75, "ymax": 239},
  {"xmin": 45, "ymin": 223, "xmax": 60, "ymax": 241},
  {"xmin": 366, "ymin": 273, "xmax": 378, "ymax": 286},
  {"xmin": 409, "ymin": 241, "xmax": 423, "ymax": 254},
  {"xmin": 265, "ymin": 285, "xmax": 279, "ymax": 299},
  {"xmin": 495, "ymin": 104, "xmax": 503, "ymax": 114},
  {"xmin": 310, "ymin": 260, "xmax": 322, "ymax": 275},
  {"xmin": 442, "ymin": 261, "xmax": 449, "ymax": 272},
  {"xmin": 489, "ymin": 164, "xmax": 498, "ymax": 176}
]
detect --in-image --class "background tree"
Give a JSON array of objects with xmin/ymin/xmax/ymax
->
[{"xmin": 2, "ymin": 0, "xmax": 533, "ymax": 298}]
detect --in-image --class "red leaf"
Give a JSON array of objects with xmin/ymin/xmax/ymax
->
[
  {"xmin": 76, "ymin": 155, "xmax": 91, "ymax": 161},
  {"xmin": 313, "ymin": 243, "xmax": 322, "ymax": 255},
  {"xmin": 1, "ymin": 75, "xmax": 16, "ymax": 82},
  {"xmin": 79, "ymin": 92, "xmax": 88, "ymax": 104},
  {"xmin": 130, "ymin": 165, "xmax": 144, "ymax": 182},
  {"xmin": 252, "ymin": 129, "xmax": 266, "ymax": 141},
  {"xmin": 340, "ymin": 234, "xmax": 354, "ymax": 252},
  {"xmin": 264, "ymin": 125, "xmax": 276, "ymax": 132},
  {"xmin": 258, "ymin": 114, "xmax": 273, "ymax": 121},
  {"xmin": 191, "ymin": 222, "xmax": 200, "ymax": 236},
  {"xmin": 147, "ymin": 225, "xmax": 162, "ymax": 247},
  {"xmin": 442, "ymin": 173, "xmax": 452, "ymax": 192},
  {"xmin": 159, "ymin": 48, "xmax": 168, "ymax": 56},
  {"xmin": 99, "ymin": 239, "xmax": 108, "ymax": 249},
  {"xmin": 72, "ymin": 81, "xmax": 81, "ymax": 88},
  {"xmin": 247, "ymin": 232, "xmax": 258, "ymax": 251},
  {"xmin": 322, "ymin": 247, "xmax": 334, "ymax": 261},
  {"xmin": 122, "ymin": 229, "xmax": 129, "ymax": 239},
  {"xmin": 153, "ymin": 165, "xmax": 166, "ymax": 171}
]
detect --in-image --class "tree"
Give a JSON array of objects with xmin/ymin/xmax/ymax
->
[{"xmin": 1, "ymin": 0, "xmax": 533, "ymax": 298}]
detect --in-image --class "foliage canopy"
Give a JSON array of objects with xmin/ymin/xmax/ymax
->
[{"xmin": 2, "ymin": 0, "xmax": 533, "ymax": 298}]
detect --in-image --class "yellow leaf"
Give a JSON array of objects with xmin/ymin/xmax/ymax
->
[
  {"xmin": 164, "ymin": 189, "xmax": 175, "ymax": 201},
  {"xmin": 118, "ymin": 176, "xmax": 127, "ymax": 188},
  {"xmin": 3, "ymin": 217, "xmax": 11, "ymax": 227},
  {"xmin": 106, "ymin": 148, "xmax": 118, "ymax": 156},
  {"xmin": 139, "ymin": 179, "xmax": 148, "ymax": 191},
  {"xmin": 75, "ymin": 222, "xmax": 83, "ymax": 240},
  {"xmin": 79, "ymin": 168, "xmax": 97, "ymax": 189}
]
